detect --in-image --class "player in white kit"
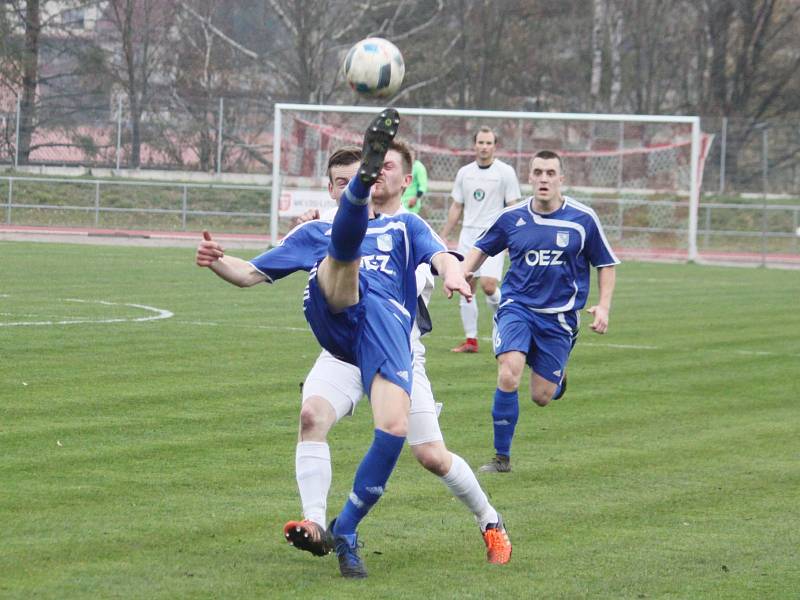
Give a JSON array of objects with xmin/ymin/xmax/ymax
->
[{"xmin": 440, "ymin": 126, "xmax": 521, "ymax": 353}]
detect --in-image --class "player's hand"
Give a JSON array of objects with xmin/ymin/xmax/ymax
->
[
  {"xmin": 587, "ymin": 305, "xmax": 609, "ymax": 334},
  {"xmin": 443, "ymin": 271, "xmax": 473, "ymax": 302},
  {"xmin": 293, "ymin": 208, "xmax": 320, "ymax": 226},
  {"xmin": 408, "ymin": 197, "xmax": 417, "ymax": 208},
  {"xmin": 196, "ymin": 230, "xmax": 225, "ymax": 267}
]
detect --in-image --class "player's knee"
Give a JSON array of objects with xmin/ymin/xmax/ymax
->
[
  {"xmin": 411, "ymin": 443, "xmax": 448, "ymax": 475},
  {"xmin": 381, "ymin": 416, "xmax": 408, "ymax": 437},
  {"xmin": 530, "ymin": 389, "xmax": 551, "ymax": 407},
  {"xmin": 481, "ymin": 280, "xmax": 497, "ymax": 296},
  {"xmin": 497, "ymin": 366, "xmax": 521, "ymax": 391},
  {"xmin": 299, "ymin": 397, "xmax": 332, "ymax": 437}
]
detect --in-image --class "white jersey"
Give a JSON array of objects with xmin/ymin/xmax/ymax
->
[{"xmin": 451, "ymin": 159, "xmax": 521, "ymax": 230}]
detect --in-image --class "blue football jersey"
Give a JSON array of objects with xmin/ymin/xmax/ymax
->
[
  {"xmin": 474, "ymin": 196, "xmax": 620, "ymax": 312},
  {"xmin": 248, "ymin": 212, "xmax": 452, "ymax": 322}
]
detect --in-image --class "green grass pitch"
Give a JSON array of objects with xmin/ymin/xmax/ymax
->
[{"xmin": 1, "ymin": 241, "xmax": 799, "ymax": 599}]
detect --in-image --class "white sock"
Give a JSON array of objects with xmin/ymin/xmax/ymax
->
[
  {"xmin": 295, "ymin": 441, "xmax": 331, "ymax": 528},
  {"xmin": 440, "ymin": 453, "xmax": 499, "ymax": 531},
  {"xmin": 486, "ymin": 288, "xmax": 501, "ymax": 316},
  {"xmin": 460, "ymin": 297, "xmax": 478, "ymax": 339}
]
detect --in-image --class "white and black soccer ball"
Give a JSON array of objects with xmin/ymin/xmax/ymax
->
[{"xmin": 342, "ymin": 37, "xmax": 405, "ymax": 98}]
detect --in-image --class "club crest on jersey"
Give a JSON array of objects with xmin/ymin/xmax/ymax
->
[
  {"xmin": 377, "ymin": 233, "xmax": 393, "ymax": 252},
  {"xmin": 556, "ymin": 231, "xmax": 570, "ymax": 248},
  {"xmin": 473, "ymin": 189, "xmax": 486, "ymax": 201}
]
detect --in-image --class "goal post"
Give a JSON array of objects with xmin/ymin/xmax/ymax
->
[{"xmin": 271, "ymin": 103, "xmax": 709, "ymax": 262}]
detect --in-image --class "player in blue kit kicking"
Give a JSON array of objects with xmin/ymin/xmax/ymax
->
[
  {"xmin": 196, "ymin": 109, "xmax": 472, "ymax": 578},
  {"xmin": 460, "ymin": 150, "xmax": 620, "ymax": 474}
]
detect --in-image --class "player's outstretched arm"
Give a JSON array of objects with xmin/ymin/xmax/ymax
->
[
  {"xmin": 195, "ymin": 230, "xmax": 266, "ymax": 288},
  {"xmin": 587, "ymin": 265, "xmax": 616, "ymax": 334},
  {"xmin": 461, "ymin": 247, "xmax": 489, "ymax": 284},
  {"xmin": 431, "ymin": 252, "xmax": 473, "ymax": 301}
]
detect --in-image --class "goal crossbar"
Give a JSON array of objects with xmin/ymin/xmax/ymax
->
[{"xmin": 271, "ymin": 103, "xmax": 703, "ymax": 260}]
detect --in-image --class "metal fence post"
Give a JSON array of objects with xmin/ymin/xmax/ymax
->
[
  {"xmin": 216, "ymin": 97, "xmax": 224, "ymax": 174},
  {"xmin": 617, "ymin": 121, "xmax": 624, "ymax": 190},
  {"xmin": 6, "ymin": 177, "xmax": 12, "ymax": 224},
  {"xmin": 182, "ymin": 185, "xmax": 188, "ymax": 230},
  {"xmin": 719, "ymin": 117, "xmax": 727, "ymax": 194},
  {"xmin": 14, "ymin": 95, "xmax": 21, "ymax": 169},
  {"xmin": 116, "ymin": 96, "xmax": 122, "ymax": 171},
  {"xmin": 761, "ymin": 127, "xmax": 769, "ymax": 266},
  {"xmin": 95, "ymin": 181, "xmax": 100, "ymax": 226}
]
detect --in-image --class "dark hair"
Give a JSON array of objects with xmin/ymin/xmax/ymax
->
[
  {"xmin": 390, "ymin": 138, "xmax": 414, "ymax": 174},
  {"xmin": 327, "ymin": 146, "xmax": 362, "ymax": 183},
  {"xmin": 532, "ymin": 150, "xmax": 563, "ymax": 172},
  {"xmin": 473, "ymin": 126, "xmax": 498, "ymax": 145}
]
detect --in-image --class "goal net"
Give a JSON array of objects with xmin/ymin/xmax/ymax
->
[{"xmin": 271, "ymin": 104, "xmax": 711, "ymax": 262}]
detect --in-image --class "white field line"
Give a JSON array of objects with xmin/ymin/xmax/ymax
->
[
  {"xmin": 175, "ymin": 321, "xmax": 800, "ymax": 359},
  {"xmin": 0, "ymin": 298, "xmax": 173, "ymax": 327}
]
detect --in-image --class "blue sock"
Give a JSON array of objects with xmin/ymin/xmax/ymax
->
[
  {"xmin": 492, "ymin": 388, "xmax": 519, "ymax": 457},
  {"xmin": 333, "ymin": 429, "xmax": 405, "ymax": 535},
  {"xmin": 328, "ymin": 176, "xmax": 370, "ymax": 262}
]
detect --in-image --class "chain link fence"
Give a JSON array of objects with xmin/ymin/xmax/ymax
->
[
  {"xmin": 2, "ymin": 95, "xmax": 800, "ymax": 197},
  {"xmin": 1, "ymin": 97, "xmax": 799, "ymax": 266}
]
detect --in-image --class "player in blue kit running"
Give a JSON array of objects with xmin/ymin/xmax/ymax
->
[
  {"xmin": 460, "ymin": 150, "xmax": 620, "ymax": 474},
  {"xmin": 196, "ymin": 109, "xmax": 472, "ymax": 578}
]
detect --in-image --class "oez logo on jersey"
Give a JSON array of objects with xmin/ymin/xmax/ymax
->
[
  {"xmin": 525, "ymin": 249, "xmax": 565, "ymax": 266},
  {"xmin": 361, "ymin": 254, "xmax": 395, "ymax": 275}
]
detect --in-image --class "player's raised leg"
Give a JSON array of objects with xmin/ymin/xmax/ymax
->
[{"xmin": 317, "ymin": 108, "xmax": 400, "ymax": 313}]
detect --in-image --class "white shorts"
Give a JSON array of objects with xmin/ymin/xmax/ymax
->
[
  {"xmin": 458, "ymin": 227, "xmax": 504, "ymax": 281},
  {"xmin": 302, "ymin": 349, "xmax": 443, "ymax": 446}
]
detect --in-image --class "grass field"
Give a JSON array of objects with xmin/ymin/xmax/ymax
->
[{"xmin": 2, "ymin": 241, "xmax": 799, "ymax": 599}]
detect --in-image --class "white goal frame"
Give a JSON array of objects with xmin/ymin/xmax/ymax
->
[{"xmin": 271, "ymin": 103, "xmax": 703, "ymax": 261}]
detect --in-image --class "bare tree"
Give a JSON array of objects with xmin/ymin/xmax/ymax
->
[
  {"xmin": 98, "ymin": 0, "xmax": 177, "ymax": 167},
  {"xmin": 590, "ymin": 0, "xmax": 607, "ymax": 110},
  {"xmin": 0, "ymin": 0, "xmax": 41, "ymax": 164}
]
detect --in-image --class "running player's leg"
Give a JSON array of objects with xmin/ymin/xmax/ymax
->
[
  {"xmin": 478, "ymin": 304, "xmax": 531, "ymax": 473},
  {"xmin": 529, "ymin": 312, "xmax": 575, "ymax": 406},
  {"xmin": 317, "ymin": 108, "xmax": 400, "ymax": 313},
  {"xmin": 453, "ymin": 228, "xmax": 481, "ymax": 352}
]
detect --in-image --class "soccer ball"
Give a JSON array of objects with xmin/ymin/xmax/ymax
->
[{"xmin": 342, "ymin": 37, "xmax": 405, "ymax": 98}]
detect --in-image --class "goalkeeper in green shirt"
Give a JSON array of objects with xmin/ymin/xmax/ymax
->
[{"xmin": 401, "ymin": 151, "xmax": 428, "ymax": 214}]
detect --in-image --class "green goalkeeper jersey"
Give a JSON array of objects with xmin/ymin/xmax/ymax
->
[{"xmin": 401, "ymin": 160, "xmax": 428, "ymax": 214}]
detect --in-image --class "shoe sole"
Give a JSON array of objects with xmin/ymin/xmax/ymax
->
[
  {"xmin": 451, "ymin": 346, "xmax": 478, "ymax": 353},
  {"xmin": 359, "ymin": 108, "xmax": 400, "ymax": 185},
  {"xmin": 283, "ymin": 522, "xmax": 331, "ymax": 557}
]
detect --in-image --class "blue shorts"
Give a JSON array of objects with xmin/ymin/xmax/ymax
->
[
  {"xmin": 303, "ymin": 269, "xmax": 414, "ymax": 397},
  {"xmin": 492, "ymin": 301, "xmax": 579, "ymax": 383}
]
